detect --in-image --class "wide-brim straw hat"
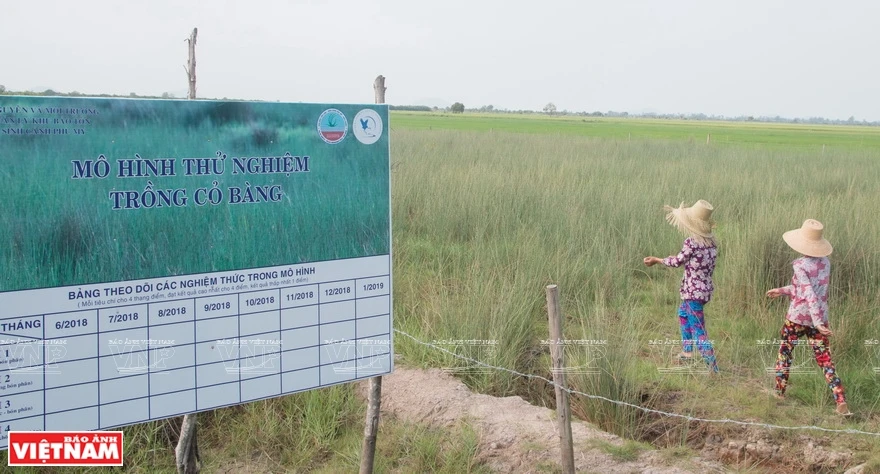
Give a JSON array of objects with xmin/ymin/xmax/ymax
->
[
  {"xmin": 782, "ymin": 219, "xmax": 833, "ymax": 257},
  {"xmin": 664, "ymin": 199, "xmax": 716, "ymax": 246}
]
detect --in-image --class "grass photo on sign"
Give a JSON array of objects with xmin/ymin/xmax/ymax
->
[{"xmin": 0, "ymin": 97, "xmax": 390, "ymax": 293}]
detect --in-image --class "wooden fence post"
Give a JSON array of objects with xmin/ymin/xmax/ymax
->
[
  {"xmin": 546, "ymin": 284, "xmax": 575, "ymax": 474},
  {"xmin": 359, "ymin": 74, "xmax": 386, "ymax": 474},
  {"xmin": 185, "ymin": 28, "xmax": 198, "ymax": 100},
  {"xmin": 175, "ymin": 414, "xmax": 200, "ymax": 474},
  {"xmin": 373, "ymin": 75, "xmax": 386, "ymax": 105},
  {"xmin": 360, "ymin": 376, "xmax": 382, "ymax": 474},
  {"xmin": 176, "ymin": 26, "xmax": 201, "ymax": 474}
]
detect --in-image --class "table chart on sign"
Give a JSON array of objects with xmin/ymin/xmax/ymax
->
[{"xmin": 0, "ymin": 257, "xmax": 392, "ymax": 449}]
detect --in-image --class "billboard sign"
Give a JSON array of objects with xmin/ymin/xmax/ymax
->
[{"xmin": 0, "ymin": 96, "xmax": 393, "ymax": 449}]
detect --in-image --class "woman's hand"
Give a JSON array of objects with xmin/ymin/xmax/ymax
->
[
  {"xmin": 766, "ymin": 288, "xmax": 784, "ymax": 298},
  {"xmin": 816, "ymin": 325, "xmax": 834, "ymax": 337},
  {"xmin": 643, "ymin": 256, "xmax": 662, "ymax": 267}
]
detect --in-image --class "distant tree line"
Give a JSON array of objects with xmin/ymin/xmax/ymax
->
[
  {"xmin": 443, "ymin": 102, "xmax": 879, "ymax": 127},
  {"xmin": 1, "ymin": 86, "xmax": 875, "ymax": 126},
  {"xmin": 0, "ymin": 86, "xmax": 180, "ymax": 100},
  {"xmin": 388, "ymin": 105, "xmax": 432, "ymax": 112}
]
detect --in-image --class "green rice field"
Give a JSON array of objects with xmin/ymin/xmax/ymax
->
[{"xmin": 391, "ymin": 110, "xmax": 880, "ymax": 149}]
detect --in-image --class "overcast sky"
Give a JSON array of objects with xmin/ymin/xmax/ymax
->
[{"xmin": 3, "ymin": 0, "xmax": 878, "ymax": 120}]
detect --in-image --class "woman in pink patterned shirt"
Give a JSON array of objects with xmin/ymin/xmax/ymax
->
[
  {"xmin": 644, "ymin": 200, "xmax": 719, "ymax": 373},
  {"xmin": 766, "ymin": 219, "xmax": 851, "ymax": 416}
]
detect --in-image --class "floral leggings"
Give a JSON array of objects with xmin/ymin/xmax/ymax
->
[
  {"xmin": 774, "ymin": 320, "xmax": 846, "ymax": 404},
  {"xmin": 678, "ymin": 300, "xmax": 719, "ymax": 372}
]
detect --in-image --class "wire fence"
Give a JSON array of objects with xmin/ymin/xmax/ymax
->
[{"xmin": 393, "ymin": 328, "xmax": 880, "ymax": 437}]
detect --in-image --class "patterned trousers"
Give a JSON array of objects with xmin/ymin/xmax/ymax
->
[
  {"xmin": 678, "ymin": 300, "xmax": 718, "ymax": 372},
  {"xmin": 774, "ymin": 319, "xmax": 846, "ymax": 404}
]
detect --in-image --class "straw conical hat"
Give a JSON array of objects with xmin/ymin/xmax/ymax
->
[
  {"xmin": 783, "ymin": 219, "xmax": 833, "ymax": 257},
  {"xmin": 664, "ymin": 200, "xmax": 716, "ymax": 246}
]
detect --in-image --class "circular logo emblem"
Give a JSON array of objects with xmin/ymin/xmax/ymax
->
[
  {"xmin": 352, "ymin": 109, "xmax": 384, "ymax": 145},
  {"xmin": 317, "ymin": 109, "xmax": 348, "ymax": 144}
]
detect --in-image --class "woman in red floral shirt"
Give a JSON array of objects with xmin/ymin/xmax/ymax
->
[
  {"xmin": 767, "ymin": 219, "xmax": 851, "ymax": 416},
  {"xmin": 644, "ymin": 200, "xmax": 719, "ymax": 374}
]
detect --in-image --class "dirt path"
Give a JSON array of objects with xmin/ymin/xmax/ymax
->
[{"xmin": 358, "ymin": 366, "xmax": 728, "ymax": 473}]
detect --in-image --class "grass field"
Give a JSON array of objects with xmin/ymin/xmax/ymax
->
[
  {"xmin": 4, "ymin": 111, "xmax": 880, "ymax": 472},
  {"xmin": 390, "ymin": 110, "xmax": 880, "ymax": 149},
  {"xmin": 389, "ymin": 111, "xmax": 880, "ymax": 470},
  {"xmin": 1, "ymin": 386, "xmax": 487, "ymax": 473}
]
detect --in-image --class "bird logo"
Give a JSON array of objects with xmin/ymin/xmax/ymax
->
[
  {"xmin": 353, "ymin": 109, "xmax": 383, "ymax": 145},
  {"xmin": 359, "ymin": 116, "xmax": 378, "ymax": 137}
]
